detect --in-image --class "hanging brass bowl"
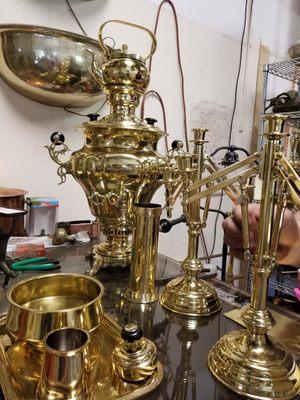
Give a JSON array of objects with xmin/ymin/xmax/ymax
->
[
  {"xmin": 0, "ymin": 24, "xmax": 104, "ymax": 107},
  {"xmin": 6, "ymin": 273, "xmax": 104, "ymax": 345}
]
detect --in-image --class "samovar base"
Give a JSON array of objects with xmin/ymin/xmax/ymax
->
[
  {"xmin": 208, "ymin": 330, "xmax": 300, "ymax": 400},
  {"xmin": 87, "ymin": 242, "xmax": 131, "ymax": 276},
  {"xmin": 159, "ymin": 275, "xmax": 221, "ymax": 317}
]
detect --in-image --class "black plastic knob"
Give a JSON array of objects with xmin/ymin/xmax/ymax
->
[
  {"xmin": 160, "ymin": 215, "xmax": 186, "ymax": 233},
  {"xmin": 87, "ymin": 113, "xmax": 100, "ymax": 121},
  {"xmin": 171, "ymin": 140, "xmax": 184, "ymax": 150},
  {"xmin": 121, "ymin": 323, "xmax": 143, "ymax": 343},
  {"xmin": 51, "ymin": 132, "xmax": 65, "ymax": 145},
  {"xmin": 145, "ymin": 118, "xmax": 158, "ymax": 126}
]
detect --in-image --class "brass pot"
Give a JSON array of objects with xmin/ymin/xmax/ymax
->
[
  {"xmin": 46, "ymin": 21, "xmax": 166, "ymax": 274},
  {"xmin": 6, "ymin": 273, "xmax": 104, "ymax": 344}
]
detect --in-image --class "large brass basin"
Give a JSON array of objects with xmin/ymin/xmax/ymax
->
[
  {"xmin": 6, "ymin": 273, "xmax": 104, "ymax": 344},
  {"xmin": 0, "ymin": 24, "xmax": 104, "ymax": 107}
]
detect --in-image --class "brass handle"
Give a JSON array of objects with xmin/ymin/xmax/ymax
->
[{"xmin": 98, "ymin": 19, "xmax": 157, "ymax": 60}]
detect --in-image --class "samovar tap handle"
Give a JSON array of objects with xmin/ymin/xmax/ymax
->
[{"xmin": 45, "ymin": 132, "xmax": 70, "ymax": 184}]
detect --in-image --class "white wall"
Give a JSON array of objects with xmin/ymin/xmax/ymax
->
[{"xmin": 1, "ymin": 0, "xmax": 300, "ymax": 263}]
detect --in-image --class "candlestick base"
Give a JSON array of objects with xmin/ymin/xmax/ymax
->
[
  {"xmin": 159, "ymin": 274, "xmax": 221, "ymax": 317},
  {"xmin": 208, "ymin": 330, "xmax": 300, "ymax": 400}
]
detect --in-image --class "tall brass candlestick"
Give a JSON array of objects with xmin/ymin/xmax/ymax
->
[
  {"xmin": 160, "ymin": 129, "xmax": 221, "ymax": 316},
  {"xmin": 208, "ymin": 115, "xmax": 300, "ymax": 399},
  {"xmin": 291, "ymin": 126, "xmax": 300, "ymax": 173}
]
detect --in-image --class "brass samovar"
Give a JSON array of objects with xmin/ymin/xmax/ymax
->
[{"xmin": 46, "ymin": 20, "xmax": 166, "ymax": 274}]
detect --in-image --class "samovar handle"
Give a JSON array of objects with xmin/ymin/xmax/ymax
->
[
  {"xmin": 98, "ymin": 19, "xmax": 157, "ymax": 61},
  {"xmin": 45, "ymin": 132, "xmax": 70, "ymax": 184}
]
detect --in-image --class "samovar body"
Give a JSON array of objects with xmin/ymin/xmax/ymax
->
[
  {"xmin": 69, "ymin": 122, "xmax": 164, "ymax": 270},
  {"xmin": 46, "ymin": 21, "xmax": 165, "ymax": 273}
]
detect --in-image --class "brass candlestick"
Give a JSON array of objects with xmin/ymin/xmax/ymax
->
[
  {"xmin": 208, "ymin": 115, "xmax": 300, "ymax": 399},
  {"xmin": 160, "ymin": 129, "xmax": 221, "ymax": 316},
  {"xmin": 46, "ymin": 20, "xmax": 166, "ymax": 274},
  {"xmin": 290, "ymin": 125, "xmax": 300, "ymax": 173}
]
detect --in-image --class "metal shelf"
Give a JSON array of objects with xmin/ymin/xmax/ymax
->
[{"xmin": 267, "ymin": 57, "xmax": 300, "ymax": 84}]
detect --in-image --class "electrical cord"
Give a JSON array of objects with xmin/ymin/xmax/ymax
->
[
  {"xmin": 144, "ymin": 0, "xmax": 189, "ymax": 152},
  {"xmin": 210, "ymin": 0, "xmax": 249, "ymax": 257},
  {"xmin": 63, "ymin": 99, "xmax": 107, "ymax": 118},
  {"xmin": 65, "ymin": 0, "xmax": 87, "ymax": 36},
  {"xmin": 227, "ymin": 0, "xmax": 249, "ymax": 147}
]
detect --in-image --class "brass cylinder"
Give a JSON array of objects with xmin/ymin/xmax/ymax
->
[
  {"xmin": 37, "ymin": 327, "xmax": 92, "ymax": 400},
  {"xmin": 124, "ymin": 203, "xmax": 162, "ymax": 303}
]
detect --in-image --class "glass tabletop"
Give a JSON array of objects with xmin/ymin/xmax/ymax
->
[{"xmin": 0, "ymin": 243, "xmax": 299, "ymax": 400}]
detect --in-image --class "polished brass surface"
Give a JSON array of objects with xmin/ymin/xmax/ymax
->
[
  {"xmin": 124, "ymin": 203, "xmax": 162, "ymax": 304},
  {"xmin": 0, "ymin": 313, "xmax": 163, "ymax": 399},
  {"xmin": 0, "ymin": 24, "xmax": 104, "ymax": 107},
  {"xmin": 52, "ymin": 227, "xmax": 76, "ymax": 245},
  {"xmin": 225, "ymin": 255, "xmax": 243, "ymax": 285},
  {"xmin": 0, "ymin": 247, "xmax": 299, "ymax": 400},
  {"xmin": 46, "ymin": 20, "xmax": 165, "ymax": 272},
  {"xmin": 208, "ymin": 329, "xmax": 300, "ymax": 400},
  {"xmin": 98, "ymin": 20, "xmax": 157, "ymax": 61},
  {"xmin": 37, "ymin": 327, "xmax": 92, "ymax": 400},
  {"xmin": 6, "ymin": 273, "xmax": 104, "ymax": 344},
  {"xmin": 160, "ymin": 129, "xmax": 221, "ymax": 317},
  {"xmin": 207, "ymin": 115, "xmax": 300, "ymax": 399},
  {"xmin": 290, "ymin": 127, "xmax": 300, "ymax": 173},
  {"xmin": 224, "ymin": 305, "xmax": 300, "ymax": 357},
  {"xmin": 160, "ymin": 275, "xmax": 221, "ymax": 317},
  {"xmin": 112, "ymin": 323, "xmax": 158, "ymax": 382}
]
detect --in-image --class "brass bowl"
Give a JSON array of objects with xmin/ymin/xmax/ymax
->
[
  {"xmin": 6, "ymin": 273, "xmax": 104, "ymax": 344},
  {"xmin": 0, "ymin": 24, "xmax": 104, "ymax": 107}
]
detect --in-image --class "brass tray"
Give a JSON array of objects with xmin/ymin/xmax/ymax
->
[{"xmin": 0, "ymin": 314, "xmax": 163, "ymax": 400}]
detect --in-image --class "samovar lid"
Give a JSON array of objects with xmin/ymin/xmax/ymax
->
[
  {"xmin": 81, "ymin": 117, "xmax": 167, "ymax": 137},
  {"xmin": 107, "ymin": 47, "xmax": 145, "ymax": 63}
]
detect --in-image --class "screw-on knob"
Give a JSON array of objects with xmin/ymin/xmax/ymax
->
[
  {"xmin": 145, "ymin": 118, "xmax": 158, "ymax": 126},
  {"xmin": 50, "ymin": 132, "xmax": 65, "ymax": 145},
  {"xmin": 121, "ymin": 323, "xmax": 143, "ymax": 343},
  {"xmin": 87, "ymin": 113, "xmax": 100, "ymax": 121},
  {"xmin": 171, "ymin": 140, "xmax": 184, "ymax": 150}
]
